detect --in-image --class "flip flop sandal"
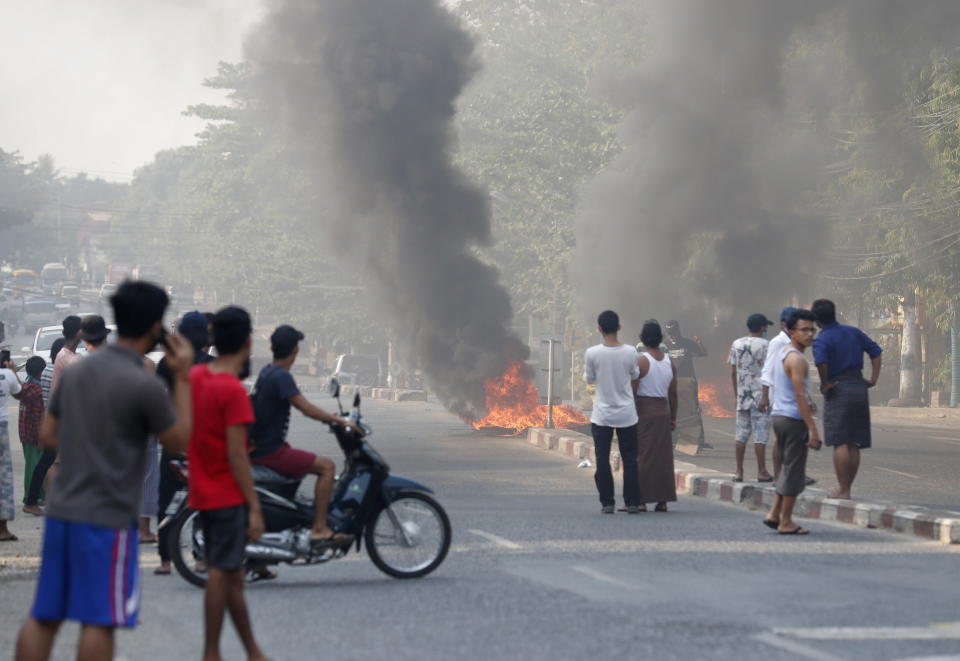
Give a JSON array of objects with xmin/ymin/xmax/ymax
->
[
  {"xmin": 0, "ymin": 534, "xmax": 18, "ymax": 542},
  {"xmin": 778, "ymin": 527, "xmax": 809, "ymax": 535},
  {"xmin": 732, "ymin": 477, "xmax": 744, "ymax": 483},
  {"xmin": 654, "ymin": 503, "xmax": 668, "ymax": 512},
  {"xmin": 762, "ymin": 518, "xmax": 780, "ymax": 530},
  {"xmin": 757, "ymin": 477, "xmax": 773, "ymax": 483},
  {"xmin": 153, "ymin": 567, "xmax": 172, "ymax": 576},
  {"xmin": 247, "ymin": 569, "xmax": 278, "ymax": 583},
  {"xmin": 311, "ymin": 534, "xmax": 354, "ymax": 549}
]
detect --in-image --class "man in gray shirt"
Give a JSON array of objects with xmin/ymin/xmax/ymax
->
[{"xmin": 16, "ymin": 281, "xmax": 194, "ymax": 661}]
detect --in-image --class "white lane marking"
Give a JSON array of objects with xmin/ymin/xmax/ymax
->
[
  {"xmin": 754, "ymin": 633, "xmax": 846, "ymax": 661},
  {"xmin": 774, "ymin": 623, "xmax": 960, "ymax": 640},
  {"xmin": 569, "ymin": 564, "xmax": 644, "ymax": 590},
  {"xmin": 895, "ymin": 656, "xmax": 960, "ymax": 660},
  {"xmin": 467, "ymin": 529, "xmax": 522, "ymax": 549},
  {"xmin": 875, "ymin": 466, "xmax": 922, "ymax": 479}
]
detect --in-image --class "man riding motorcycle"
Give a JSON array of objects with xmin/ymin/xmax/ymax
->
[{"xmin": 249, "ymin": 325, "xmax": 357, "ymax": 548}]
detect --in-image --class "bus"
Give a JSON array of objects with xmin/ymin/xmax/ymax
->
[
  {"xmin": 12, "ymin": 269, "xmax": 39, "ymax": 293},
  {"xmin": 40, "ymin": 263, "xmax": 68, "ymax": 291}
]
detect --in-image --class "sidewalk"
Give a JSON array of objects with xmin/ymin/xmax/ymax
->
[{"xmin": 525, "ymin": 426, "xmax": 960, "ymax": 544}]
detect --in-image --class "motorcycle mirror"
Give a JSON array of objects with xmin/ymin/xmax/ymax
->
[
  {"xmin": 328, "ymin": 378, "xmax": 340, "ymax": 398},
  {"xmin": 353, "ymin": 392, "xmax": 360, "ymax": 408}
]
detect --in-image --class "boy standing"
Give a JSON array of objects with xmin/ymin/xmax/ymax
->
[
  {"xmin": 16, "ymin": 281, "xmax": 194, "ymax": 660},
  {"xmin": 19, "ymin": 357, "xmax": 46, "ymax": 506},
  {"xmin": 584, "ymin": 310, "xmax": 641, "ymax": 514},
  {"xmin": 764, "ymin": 309, "xmax": 822, "ymax": 535},
  {"xmin": 187, "ymin": 306, "xmax": 268, "ymax": 661}
]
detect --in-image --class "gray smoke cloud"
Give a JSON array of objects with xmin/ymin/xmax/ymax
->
[
  {"xmin": 572, "ymin": 0, "xmax": 960, "ymax": 334},
  {"xmin": 572, "ymin": 0, "xmax": 832, "ymax": 332},
  {"xmin": 245, "ymin": 0, "xmax": 526, "ymax": 418}
]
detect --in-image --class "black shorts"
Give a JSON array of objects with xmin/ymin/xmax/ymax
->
[{"xmin": 199, "ymin": 505, "xmax": 247, "ymax": 571}]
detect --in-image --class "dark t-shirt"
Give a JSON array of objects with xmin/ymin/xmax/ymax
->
[
  {"xmin": 250, "ymin": 364, "xmax": 300, "ymax": 458},
  {"xmin": 47, "ymin": 345, "xmax": 176, "ymax": 529},
  {"xmin": 664, "ymin": 336, "xmax": 706, "ymax": 379}
]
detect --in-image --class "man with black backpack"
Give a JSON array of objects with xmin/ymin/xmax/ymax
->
[{"xmin": 249, "ymin": 325, "xmax": 356, "ymax": 547}]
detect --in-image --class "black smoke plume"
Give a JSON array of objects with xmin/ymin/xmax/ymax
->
[
  {"xmin": 573, "ymin": 0, "xmax": 960, "ymax": 334},
  {"xmin": 572, "ymin": 0, "xmax": 832, "ymax": 332},
  {"xmin": 245, "ymin": 0, "xmax": 526, "ymax": 418}
]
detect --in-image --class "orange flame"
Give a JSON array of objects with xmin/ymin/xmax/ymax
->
[
  {"xmin": 699, "ymin": 381, "xmax": 734, "ymax": 418},
  {"xmin": 468, "ymin": 361, "xmax": 589, "ymax": 435}
]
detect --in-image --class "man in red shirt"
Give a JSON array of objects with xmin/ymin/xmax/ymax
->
[{"xmin": 187, "ymin": 306, "xmax": 268, "ymax": 661}]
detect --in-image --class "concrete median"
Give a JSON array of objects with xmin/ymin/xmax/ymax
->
[{"xmin": 525, "ymin": 427, "xmax": 960, "ymax": 545}]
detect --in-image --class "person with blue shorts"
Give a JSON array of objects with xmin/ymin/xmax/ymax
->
[{"xmin": 16, "ymin": 281, "xmax": 194, "ymax": 661}]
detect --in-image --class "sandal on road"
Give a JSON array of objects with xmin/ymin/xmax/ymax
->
[
  {"xmin": 310, "ymin": 533, "xmax": 354, "ymax": 549},
  {"xmin": 778, "ymin": 526, "xmax": 809, "ymax": 535},
  {"xmin": 0, "ymin": 533, "xmax": 18, "ymax": 542},
  {"xmin": 762, "ymin": 518, "xmax": 780, "ymax": 530},
  {"xmin": 248, "ymin": 568, "xmax": 278, "ymax": 583}
]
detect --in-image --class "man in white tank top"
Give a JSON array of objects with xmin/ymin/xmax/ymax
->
[
  {"xmin": 764, "ymin": 309, "xmax": 822, "ymax": 536},
  {"xmin": 584, "ymin": 310, "xmax": 641, "ymax": 514}
]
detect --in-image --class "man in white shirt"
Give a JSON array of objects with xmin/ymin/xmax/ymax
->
[
  {"xmin": 584, "ymin": 310, "xmax": 641, "ymax": 514},
  {"xmin": 0, "ymin": 350, "xmax": 24, "ymax": 541}
]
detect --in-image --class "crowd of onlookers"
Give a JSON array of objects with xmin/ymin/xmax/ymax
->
[{"xmin": 584, "ymin": 300, "xmax": 883, "ymax": 535}]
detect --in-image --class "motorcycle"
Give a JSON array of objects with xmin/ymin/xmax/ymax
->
[{"xmin": 164, "ymin": 378, "xmax": 451, "ymax": 587}]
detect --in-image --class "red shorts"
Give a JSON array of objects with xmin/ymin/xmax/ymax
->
[{"xmin": 251, "ymin": 444, "xmax": 316, "ymax": 479}]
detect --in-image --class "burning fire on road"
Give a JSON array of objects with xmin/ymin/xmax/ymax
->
[
  {"xmin": 467, "ymin": 362, "xmax": 589, "ymax": 435},
  {"xmin": 699, "ymin": 381, "xmax": 734, "ymax": 418}
]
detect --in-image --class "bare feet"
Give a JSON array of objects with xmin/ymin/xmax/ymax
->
[
  {"xmin": 22, "ymin": 505, "xmax": 44, "ymax": 516},
  {"xmin": 829, "ymin": 488, "xmax": 851, "ymax": 499}
]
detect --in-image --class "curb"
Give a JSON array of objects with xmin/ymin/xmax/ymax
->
[
  {"xmin": 871, "ymin": 406, "xmax": 960, "ymax": 422},
  {"xmin": 525, "ymin": 427, "xmax": 960, "ymax": 545}
]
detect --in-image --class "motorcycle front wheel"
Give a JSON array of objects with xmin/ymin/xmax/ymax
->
[
  {"xmin": 168, "ymin": 508, "xmax": 208, "ymax": 588},
  {"xmin": 364, "ymin": 491, "xmax": 451, "ymax": 579}
]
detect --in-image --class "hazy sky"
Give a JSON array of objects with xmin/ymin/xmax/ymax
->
[{"xmin": 0, "ymin": 0, "xmax": 263, "ymax": 181}]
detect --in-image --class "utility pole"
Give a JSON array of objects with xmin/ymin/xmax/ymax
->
[{"xmin": 546, "ymin": 338, "xmax": 556, "ymax": 429}]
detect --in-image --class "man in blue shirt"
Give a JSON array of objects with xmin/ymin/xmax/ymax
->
[
  {"xmin": 811, "ymin": 299, "xmax": 882, "ymax": 500},
  {"xmin": 250, "ymin": 325, "xmax": 355, "ymax": 546}
]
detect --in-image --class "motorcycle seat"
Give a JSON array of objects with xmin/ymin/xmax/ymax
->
[{"xmin": 251, "ymin": 464, "xmax": 301, "ymax": 485}]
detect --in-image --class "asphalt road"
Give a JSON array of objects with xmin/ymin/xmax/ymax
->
[
  {"xmin": 2, "ymin": 396, "xmax": 958, "ymax": 661},
  {"xmin": 699, "ymin": 415, "xmax": 960, "ymax": 513}
]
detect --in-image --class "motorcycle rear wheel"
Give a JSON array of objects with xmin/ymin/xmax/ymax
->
[
  {"xmin": 365, "ymin": 491, "xmax": 451, "ymax": 579},
  {"xmin": 168, "ymin": 508, "xmax": 208, "ymax": 588}
]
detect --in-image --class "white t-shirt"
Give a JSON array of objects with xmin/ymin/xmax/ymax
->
[
  {"xmin": 0, "ymin": 367, "xmax": 22, "ymax": 424},
  {"xmin": 584, "ymin": 344, "xmax": 640, "ymax": 428},
  {"xmin": 760, "ymin": 330, "xmax": 790, "ymax": 389}
]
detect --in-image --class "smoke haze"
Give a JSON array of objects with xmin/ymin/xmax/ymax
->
[
  {"xmin": 246, "ymin": 0, "xmax": 526, "ymax": 417},
  {"xmin": 0, "ymin": 0, "xmax": 262, "ymax": 178},
  {"xmin": 572, "ymin": 0, "xmax": 960, "ymax": 338}
]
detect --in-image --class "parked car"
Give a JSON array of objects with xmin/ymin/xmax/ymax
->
[
  {"xmin": 25, "ymin": 325, "xmax": 63, "ymax": 359},
  {"xmin": 25, "ymin": 323, "xmax": 164, "ymax": 365},
  {"xmin": 332, "ymin": 354, "xmax": 383, "ymax": 387}
]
